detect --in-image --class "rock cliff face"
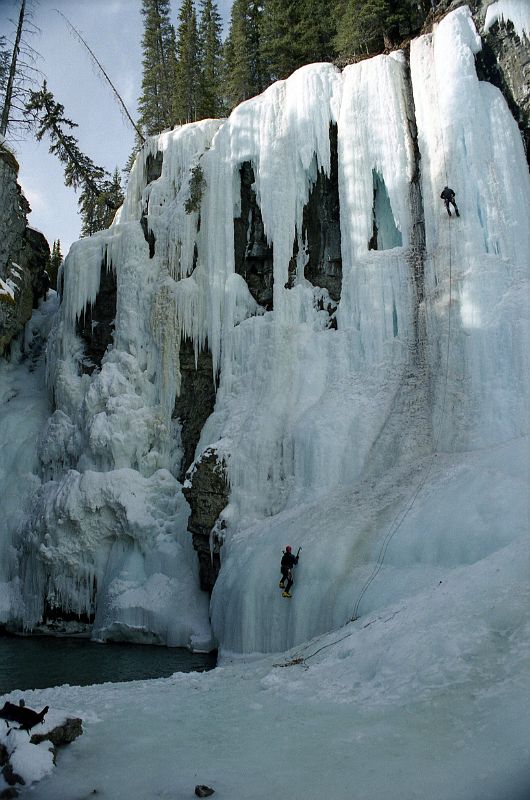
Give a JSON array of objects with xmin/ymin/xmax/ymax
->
[
  {"xmin": 183, "ymin": 448, "xmax": 228, "ymax": 592},
  {"xmin": 234, "ymin": 162, "xmax": 274, "ymax": 310},
  {"xmin": 234, "ymin": 127, "xmax": 342, "ymax": 321},
  {"xmin": 0, "ymin": 145, "xmax": 50, "ymax": 357},
  {"xmin": 172, "ymin": 340, "xmax": 217, "ymax": 482}
]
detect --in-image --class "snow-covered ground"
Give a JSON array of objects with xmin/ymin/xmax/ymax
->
[
  {"xmin": 5, "ymin": 550, "xmax": 530, "ymax": 800},
  {"xmin": 0, "ymin": 5, "xmax": 529, "ymax": 797}
]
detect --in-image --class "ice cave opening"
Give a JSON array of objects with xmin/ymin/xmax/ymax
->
[{"xmin": 369, "ymin": 169, "xmax": 403, "ymax": 251}]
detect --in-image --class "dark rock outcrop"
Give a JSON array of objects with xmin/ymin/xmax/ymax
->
[
  {"xmin": 477, "ymin": 18, "xmax": 530, "ymax": 166},
  {"xmin": 183, "ymin": 448, "xmax": 229, "ymax": 592},
  {"xmin": 298, "ymin": 124, "xmax": 342, "ymax": 304},
  {"xmin": 0, "ymin": 145, "xmax": 50, "ymax": 357},
  {"xmin": 30, "ymin": 716, "xmax": 83, "ymax": 751},
  {"xmin": 76, "ymin": 257, "xmax": 117, "ymax": 374},
  {"xmin": 172, "ymin": 339, "xmax": 217, "ymax": 482},
  {"xmin": 1, "ymin": 762, "xmax": 24, "ymax": 788},
  {"xmin": 140, "ymin": 151, "xmax": 164, "ymax": 259},
  {"xmin": 0, "ymin": 787, "xmax": 18, "ymax": 799},
  {"xmin": 195, "ymin": 785, "xmax": 215, "ymax": 797},
  {"xmin": 146, "ymin": 151, "xmax": 163, "ymax": 184},
  {"xmin": 234, "ymin": 162, "xmax": 274, "ymax": 310}
]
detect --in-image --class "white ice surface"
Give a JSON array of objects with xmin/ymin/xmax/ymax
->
[{"xmin": 0, "ymin": 292, "xmax": 57, "ymax": 621}]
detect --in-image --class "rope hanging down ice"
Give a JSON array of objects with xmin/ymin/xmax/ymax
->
[{"xmin": 350, "ymin": 30, "xmax": 454, "ymax": 622}]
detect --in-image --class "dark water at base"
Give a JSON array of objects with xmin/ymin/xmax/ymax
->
[{"xmin": 0, "ymin": 635, "xmax": 216, "ymax": 695}]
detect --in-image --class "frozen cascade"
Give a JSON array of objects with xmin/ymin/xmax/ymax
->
[
  {"xmin": 0, "ymin": 293, "xmax": 58, "ymax": 622},
  {"xmin": 0, "ymin": 8, "xmax": 528, "ymax": 655},
  {"xmin": 411, "ymin": 7, "xmax": 530, "ymax": 450},
  {"xmin": 210, "ymin": 8, "xmax": 529, "ymax": 651}
]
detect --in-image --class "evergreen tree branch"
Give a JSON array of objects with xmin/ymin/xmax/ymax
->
[{"xmin": 25, "ymin": 82, "xmax": 118, "ymax": 212}]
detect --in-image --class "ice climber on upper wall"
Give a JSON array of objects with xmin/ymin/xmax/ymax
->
[{"xmin": 440, "ymin": 186, "xmax": 460, "ymax": 217}]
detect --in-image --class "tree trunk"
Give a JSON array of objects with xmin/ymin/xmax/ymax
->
[{"xmin": 0, "ymin": 0, "xmax": 26, "ymax": 137}]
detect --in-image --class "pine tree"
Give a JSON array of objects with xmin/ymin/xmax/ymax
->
[
  {"xmin": 79, "ymin": 166, "xmax": 123, "ymax": 237},
  {"xmin": 0, "ymin": 37, "xmax": 10, "ymax": 100},
  {"xmin": 137, "ymin": 0, "xmax": 178, "ymax": 135},
  {"xmin": 223, "ymin": 0, "xmax": 263, "ymax": 111},
  {"xmin": 174, "ymin": 0, "xmax": 201, "ymax": 124},
  {"xmin": 25, "ymin": 82, "xmax": 121, "ymax": 234},
  {"xmin": 334, "ymin": 0, "xmax": 426, "ymax": 60},
  {"xmin": 260, "ymin": 0, "xmax": 299, "ymax": 83},
  {"xmin": 294, "ymin": 0, "xmax": 336, "ymax": 66},
  {"xmin": 47, "ymin": 239, "xmax": 63, "ymax": 290},
  {"xmin": 0, "ymin": 0, "xmax": 41, "ymax": 140},
  {"xmin": 26, "ymin": 82, "xmax": 107, "ymax": 191},
  {"xmin": 197, "ymin": 0, "xmax": 223, "ymax": 120}
]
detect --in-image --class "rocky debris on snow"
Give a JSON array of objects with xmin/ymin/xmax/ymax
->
[
  {"xmin": 195, "ymin": 785, "xmax": 215, "ymax": 797},
  {"xmin": 30, "ymin": 716, "xmax": 83, "ymax": 750},
  {"xmin": 0, "ymin": 701, "xmax": 49, "ymax": 732},
  {"xmin": 0, "ymin": 707, "xmax": 83, "ymax": 796},
  {"xmin": 0, "ymin": 788, "xmax": 18, "ymax": 799}
]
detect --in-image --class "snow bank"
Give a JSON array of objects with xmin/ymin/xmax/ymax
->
[
  {"xmin": 0, "ymin": 706, "xmax": 81, "ymax": 794},
  {"xmin": 3, "ymin": 529, "xmax": 529, "ymax": 799}
]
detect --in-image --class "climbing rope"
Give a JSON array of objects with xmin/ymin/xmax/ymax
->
[
  {"xmin": 274, "ymin": 22, "xmax": 527, "ymax": 670},
  {"xmin": 350, "ymin": 28, "xmax": 454, "ymax": 622},
  {"xmin": 274, "ymin": 34, "xmax": 456, "ymax": 668},
  {"xmin": 273, "ymin": 609, "xmax": 406, "ymax": 668}
]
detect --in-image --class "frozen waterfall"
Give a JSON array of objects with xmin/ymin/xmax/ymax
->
[{"xmin": 0, "ymin": 7, "xmax": 528, "ymax": 655}]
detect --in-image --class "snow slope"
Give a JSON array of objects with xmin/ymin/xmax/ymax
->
[{"xmin": 3, "ymin": 537, "xmax": 529, "ymax": 799}]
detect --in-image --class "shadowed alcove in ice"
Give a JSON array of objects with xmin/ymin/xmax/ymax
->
[{"xmin": 368, "ymin": 169, "xmax": 403, "ymax": 251}]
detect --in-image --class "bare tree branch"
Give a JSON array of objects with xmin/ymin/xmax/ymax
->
[
  {"xmin": 1, "ymin": 0, "xmax": 26, "ymax": 136},
  {"xmin": 54, "ymin": 8, "xmax": 145, "ymax": 144}
]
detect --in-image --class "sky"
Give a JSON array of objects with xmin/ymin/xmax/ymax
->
[{"xmin": 0, "ymin": 0, "xmax": 232, "ymax": 255}]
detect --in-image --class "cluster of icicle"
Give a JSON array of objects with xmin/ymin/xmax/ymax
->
[{"xmin": 3, "ymin": 8, "xmax": 528, "ymax": 651}]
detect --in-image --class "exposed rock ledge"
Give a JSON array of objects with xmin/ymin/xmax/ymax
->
[
  {"xmin": 0, "ymin": 145, "xmax": 50, "ymax": 358},
  {"xmin": 183, "ymin": 447, "xmax": 229, "ymax": 593}
]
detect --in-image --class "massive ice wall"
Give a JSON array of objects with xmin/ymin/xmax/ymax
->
[
  {"xmin": 411, "ymin": 8, "xmax": 529, "ymax": 450},
  {"xmin": 1, "ymin": 7, "xmax": 528, "ymax": 653}
]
